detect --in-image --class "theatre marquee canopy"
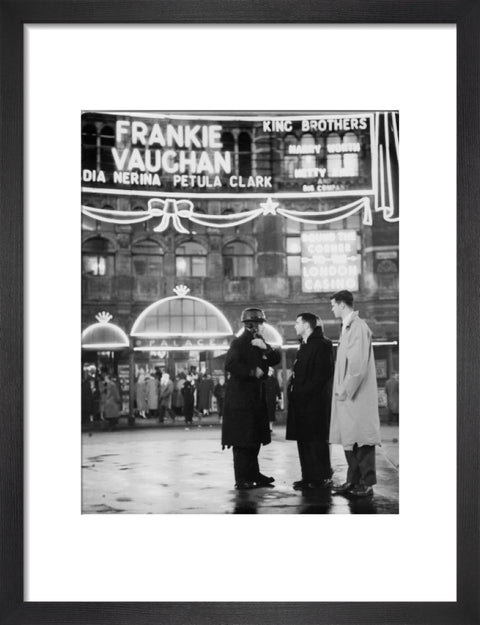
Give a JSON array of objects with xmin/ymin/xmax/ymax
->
[
  {"xmin": 131, "ymin": 285, "xmax": 234, "ymax": 352},
  {"xmin": 81, "ymin": 312, "xmax": 129, "ymax": 350}
]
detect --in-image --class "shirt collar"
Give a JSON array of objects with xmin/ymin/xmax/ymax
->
[
  {"xmin": 342, "ymin": 311, "xmax": 354, "ymax": 327},
  {"xmin": 342, "ymin": 311, "xmax": 358, "ymax": 332}
]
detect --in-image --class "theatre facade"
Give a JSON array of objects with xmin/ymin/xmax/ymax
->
[{"xmin": 81, "ymin": 110, "xmax": 399, "ymax": 414}]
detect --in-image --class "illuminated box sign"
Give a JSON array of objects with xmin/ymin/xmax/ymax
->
[
  {"xmin": 301, "ymin": 230, "xmax": 360, "ymax": 293},
  {"xmin": 81, "ymin": 113, "xmax": 373, "ymax": 197},
  {"xmin": 133, "ymin": 337, "xmax": 230, "ymax": 351}
]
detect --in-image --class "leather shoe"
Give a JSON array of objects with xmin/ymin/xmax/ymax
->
[
  {"xmin": 303, "ymin": 479, "xmax": 333, "ymax": 490},
  {"xmin": 331, "ymin": 482, "xmax": 354, "ymax": 494},
  {"xmin": 314, "ymin": 478, "xmax": 333, "ymax": 489},
  {"xmin": 293, "ymin": 479, "xmax": 308, "ymax": 490},
  {"xmin": 348, "ymin": 484, "xmax": 374, "ymax": 497},
  {"xmin": 255, "ymin": 473, "xmax": 275, "ymax": 486},
  {"xmin": 235, "ymin": 481, "xmax": 257, "ymax": 490}
]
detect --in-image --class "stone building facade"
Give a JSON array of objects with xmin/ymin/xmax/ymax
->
[{"xmin": 81, "ymin": 111, "xmax": 399, "ymax": 401}]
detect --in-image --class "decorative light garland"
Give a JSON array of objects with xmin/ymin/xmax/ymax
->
[{"xmin": 82, "ymin": 196, "xmax": 373, "ymax": 233}]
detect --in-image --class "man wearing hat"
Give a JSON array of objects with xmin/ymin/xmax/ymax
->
[{"xmin": 222, "ymin": 308, "xmax": 281, "ymax": 489}]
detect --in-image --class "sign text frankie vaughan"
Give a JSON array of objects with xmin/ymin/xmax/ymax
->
[{"xmin": 82, "ymin": 114, "xmax": 373, "ymax": 195}]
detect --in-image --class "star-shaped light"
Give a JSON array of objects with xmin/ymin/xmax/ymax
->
[{"xmin": 260, "ymin": 197, "xmax": 279, "ymax": 215}]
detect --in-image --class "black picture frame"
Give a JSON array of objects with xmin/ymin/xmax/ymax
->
[{"xmin": 1, "ymin": 1, "xmax": 478, "ymax": 624}]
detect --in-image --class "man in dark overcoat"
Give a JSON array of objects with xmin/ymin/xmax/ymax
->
[
  {"xmin": 286, "ymin": 312, "xmax": 334, "ymax": 490},
  {"xmin": 222, "ymin": 308, "xmax": 281, "ymax": 490}
]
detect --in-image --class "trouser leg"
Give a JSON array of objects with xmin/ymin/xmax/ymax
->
[
  {"xmin": 232, "ymin": 445, "xmax": 261, "ymax": 483},
  {"xmin": 297, "ymin": 442, "xmax": 310, "ymax": 480},
  {"xmin": 297, "ymin": 441, "xmax": 332, "ymax": 481},
  {"xmin": 345, "ymin": 447, "xmax": 361, "ymax": 485},
  {"xmin": 355, "ymin": 444, "xmax": 376, "ymax": 486},
  {"xmin": 345, "ymin": 444, "xmax": 376, "ymax": 486}
]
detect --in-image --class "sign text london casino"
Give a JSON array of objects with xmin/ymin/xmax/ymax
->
[{"xmin": 81, "ymin": 113, "xmax": 373, "ymax": 195}]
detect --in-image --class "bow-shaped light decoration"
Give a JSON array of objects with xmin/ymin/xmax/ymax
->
[
  {"xmin": 81, "ymin": 199, "xmax": 194, "ymax": 233},
  {"xmin": 148, "ymin": 199, "xmax": 193, "ymax": 233}
]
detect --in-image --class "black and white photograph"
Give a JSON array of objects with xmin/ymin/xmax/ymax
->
[
  {"xmin": 1, "ymin": 10, "xmax": 470, "ymax": 620},
  {"xmin": 81, "ymin": 110, "xmax": 399, "ymax": 514}
]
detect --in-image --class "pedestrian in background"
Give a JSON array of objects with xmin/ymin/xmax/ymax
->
[
  {"xmin": 173, "ymin": 373, "xmax": 186, "ymax": 418},
  {"xmin": 385, "ymin": 372, "xmax": 399, "ymax": 425},
  {"xmin": 100, "ymin": 371, "xmax": 122, "ymax": 431},
  {"xmin": 135, "ymin": 368, "xmax": 148, "ymax": 419},
  {"xmin": 181, "ymin": 375, "xmax": 195, "ymax": 426},
  {"xmin": 213, "ymin": 375, "xmax": 227, "ymax": 422},
  {"xmin": 197, "ymin": 373, "xmax": 214, "ymax": 418},
  {"xmin": 159, "ymin": 372, "xmax": 175, "ymax": 423},
  {"xmin": 221, "ymin": 308, "xmax": 280, "ymax": 490},
  {"xmin": 329, "ymin": 290, "xmax": 381, "ymax": 498},
  {"xmin": 145, "ymin": 370, "xmax": 158, "ymax": 418},
  {"xmin": 286, "ymin": 313, "xmax": 334, "ymax": 490}
]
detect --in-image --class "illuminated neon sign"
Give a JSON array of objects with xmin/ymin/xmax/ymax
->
[
  {"xmin": 82, "ymin": 111, "xmax": 399, "ymax": 228},
  {"xmin": 81, "ymin": 112, "xmax": 374, "ymax": 196},
  {"xmin": 301, "ymin": 230, "xmax": 361, "ymax": 293},
  {"xmin": 133, "ymin": 337, "xmax": 230, "ymax": 351}
]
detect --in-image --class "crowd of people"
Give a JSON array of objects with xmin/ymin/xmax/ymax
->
[
  {"xmin": 134, "ymin": 368, "xmax": 230, "ymax": 425},
  {"xmin": 82, "ymin": 365, "xmax": 274, "ymax": 430}
]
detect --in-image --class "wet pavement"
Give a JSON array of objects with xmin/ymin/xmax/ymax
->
[{"xmin": 82, "ymin": 420, "xmax": 399, "ymax": 514}]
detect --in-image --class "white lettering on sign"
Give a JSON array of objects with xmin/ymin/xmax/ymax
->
[
  {"xmin": 288, "ymin": 144, "xmax": 322, "ymax": 155},
  {"xmin": 263, "ymin": 120, "xmax": 293, "ymax": 132},
  {"xmin": 301, "ymin": 117, "xmax": 368, "ymax": 132},
  {"xmin": 229, "ymin": 175, "xmax": 273, "ymax": 188},
  {"xmin": 113, "ymin": 171, "xmax": 162, "ymax": 186},
  {"xmin": 301, "ymin": 229, "xmax": 360, "ymax": 293},
  {"xmin": 111, "ymin": 148, "xmax": 232, "ymax": 175},
  {"xmin": 294, "ymin": 168, "xmax": 327, "ymax": 179},
  {"xmin": 135, "ymin": 337, "xmax": 230, "ymax": 350},
  {"xmin": 327, "ymin": 142, "xmax": 361, "ymax": 154},
  {"xmin": 82, "ymin": 169, "xmax": 106, "ymax": 183},
  {"xmin": 172, "ymin": 175, "xmax": 222, "ymax": 188},
  {"xmin": 116, "ymin": 121, "xmax": 223, "ymax": 149}
]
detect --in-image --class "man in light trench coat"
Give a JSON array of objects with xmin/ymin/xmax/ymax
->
[{"xmin": 329, "ymin": 290, "xmax": 381, "ymax": 497}]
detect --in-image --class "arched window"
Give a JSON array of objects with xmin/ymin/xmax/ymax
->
[
  {"xmin": 300, "ymin": 133, "xmax": 316, "ymax": 170},
  {"xmin": 284, "ymin": 134, "xmax": 299, "ymax": 177},
  {"xmin": 223, "ymin": 241, "xmax": 254, "ymax": 278},
  {"xmin": 326, "ymin": 133, "xmax": 342, "ymax": 177},
  {"xmin": 221, "ymin": 132, "xmax": 235, "ymax": 152},
  {"xmin": 100, "ymin": 125, "xmax": 115, "ymax": 172},
  {"xmin": 132, "ymin": 239, "xmax": 164, "ymax": 276},
  {"xmin": 342, "ymin": 131, "xmax": 360, "ymax": 177},
  {"xmin": 175, "ymin": 241, "xmax": 207, "ymax": 277},
  {"xmin": 82, "ymin": 124, "xmax": 97, "ymax": 170},
  {"xmin": 327, "ymin": 132, "xmax": 359, "ymax": 177},
  {"xmin": 82, "ymin": 237, "xmax": 115, "ymax": 276},
  {"xmin": 238, "ymin": 132, "xmax": 252, "ymax": 177}
]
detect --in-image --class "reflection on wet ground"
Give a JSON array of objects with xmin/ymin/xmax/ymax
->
[
  {"xmin": 82, "ymin": 424, "xmax": 399, "ymax": 514},
  {"xmin": 231, "ymin": 482, "xmax": 398, "ymax": 515}
]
